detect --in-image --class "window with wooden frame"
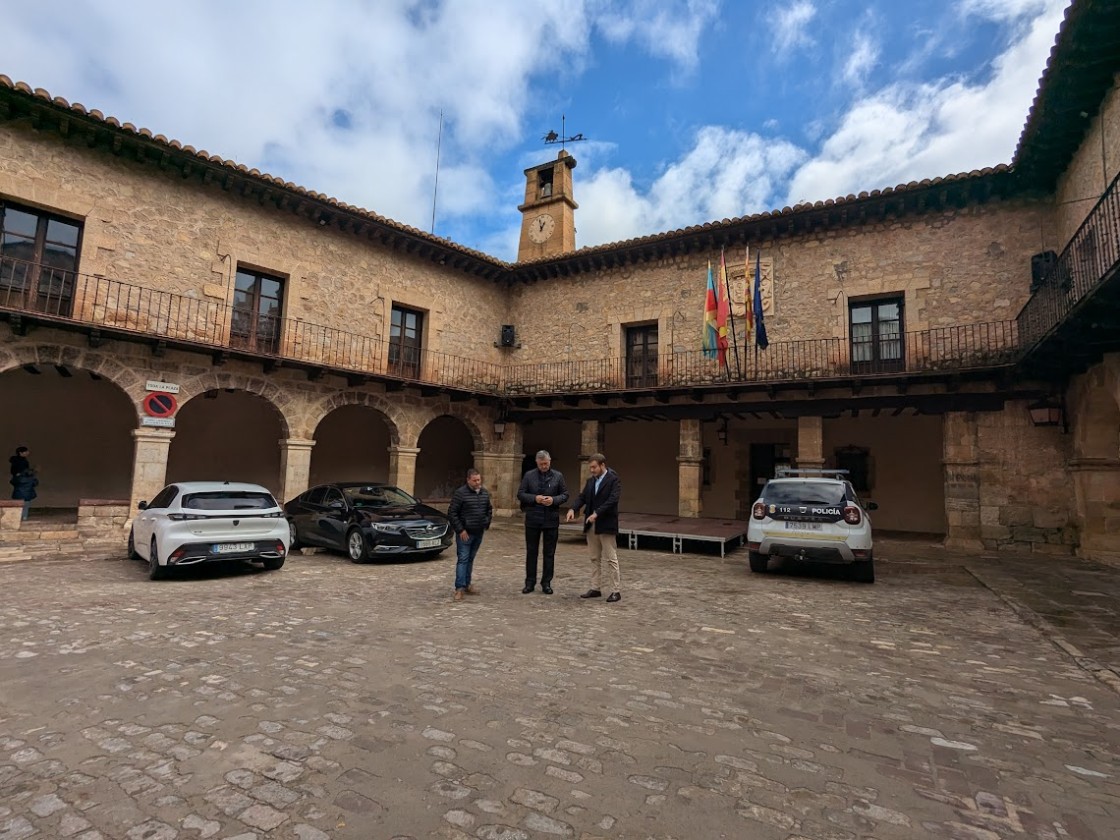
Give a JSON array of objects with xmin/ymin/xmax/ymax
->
[
  {"xmin": 0, "ymin": 201, "xmax": 82, "ymax": 316},
  {"xmin": 849, "ymin": 295, "xmax": 904, "ymax": 373},
  {"xmin": 389, "ymin": 304, "xmax": 424, "ymax": 378},
  {"xmin": 231, "ymin": 267, "xmax": 285, "ymax": 355},
  {"xmin": 625, "ymin": 322, "xmax": 658, "ymax": 388}
]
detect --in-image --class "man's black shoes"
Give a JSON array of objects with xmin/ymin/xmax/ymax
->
[
  {"xmin": 542, "ymin": 586, "xmax": 554, "ymax": 595},
  {"xmin": 522, "ymin": 585, "xmax": 534, "ymax": 594},
  {"xmin": 606, "ymin": 592, "xmax": 621, "ymax": 603},
  {"xmin": 580, "ymin": 589, "xmax": 602, "ymax": 598}
]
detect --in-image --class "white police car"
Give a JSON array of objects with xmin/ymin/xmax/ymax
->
[{"xmin": 746, "ymin": 469, "xmax": 877, "ymax": 583}]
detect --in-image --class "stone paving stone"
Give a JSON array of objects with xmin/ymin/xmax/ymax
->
[{"xmin": 0, "ymin": 533, "xmax": 1118, "ymax": 838}]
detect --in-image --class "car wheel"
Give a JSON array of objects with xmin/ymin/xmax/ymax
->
[
  {"xmin": 347, "ymin": 528, "xmax": 369, "ymax": 563},
  {"xmin": 148, "ymin": 538, "xmax": 168, "ymax": 580},
  {"xmin": 852, "ymin": 558, "xmax": 875, "ymax": 584},
  {"xmin": 128, "ymin": 528, "xmax": 141, "ymax": 561},
  {"xmin": 263, "ymin": 557, "xmax": 285, "ymax": 571},
  {"xmin": 287, "ymin": 519, "xmax": 300, "ymax": 551},
  {"xmin": 748, "ymin": 551, "xmax": 769, "ymax": 573}
]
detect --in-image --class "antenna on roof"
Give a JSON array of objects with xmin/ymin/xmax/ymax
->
[
  {"xmin": 430, "ymin": 109, "xmax": 443, "ymax": 235},
  {"xmin": 542, "ymin": 114, "xmax": 588, "ymax": 152}
]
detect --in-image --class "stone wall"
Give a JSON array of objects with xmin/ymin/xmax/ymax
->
[
  {"xmin": 1055, "ymin": 80, "xmax": 1120, "ymax": 245},
  {"xmin": 0, "ymin": 124, "xmax": 510, "ymax": 364},
  {"xmin": 506, "ymin": 200, "xmax": 1053, "ymax": 366},
  {"xmin": 977, "ymin": 401, "xmax": 1077, "ymax": 554},
  {"xmin": 77, "ymin": 500, "xmax": 131, "ymax": 535}
]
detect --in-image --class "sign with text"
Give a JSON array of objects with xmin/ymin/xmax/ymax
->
[
  {"xmin": 145, "ymin": 380, "xmax": 180, "ymax": 393},
  {"xmin": 141, "ymin": 416, "xmax": 175, "ymax": 428}
]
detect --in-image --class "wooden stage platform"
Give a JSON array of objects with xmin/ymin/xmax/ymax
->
[{"xmin": 559, "ymin": 513, "xmax": 749, "ymax": 557}]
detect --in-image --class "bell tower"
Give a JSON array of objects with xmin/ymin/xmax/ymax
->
[{"xmin": 517, "ymin": 149, "xmax": 578, "ymax": 262}]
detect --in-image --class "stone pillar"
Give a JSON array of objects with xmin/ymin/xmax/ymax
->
[
  {"xmin": 796, "ymin": 416, "xmax": 825, "ymax": 470},
  {"xmin": 473, "ymin": 451, "xmax": 524, "ymax": 517},
  {"xmin": 130, "ymin": 428, "xmax": 175, "ymax": 514},
  {"xmin": 1071, "ymin": 457, "xmax": 1120, "ymax": 565},
  {"xmin": 678, "ymin": 419, "xmax": 703, "ymax": 518},
  {"xmin": 389, "ymin": 446, "xmax": 421, "ymax": 496},
  {"xmin": 580, "ymin": 420, "xmax": 606, "ymax": 461},
  {"xmin": 942, "ymin": 411, "xmax": 983, "ymax": 551},
  {"xmin": 278, "ymin": 438, "xmax": 316, "ymax": 504}
]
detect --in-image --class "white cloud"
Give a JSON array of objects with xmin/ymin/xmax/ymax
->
[
  {"xmin": 771, "ymin": 1, "xmax": 817, "ymax": 54},
  {"xmin": 842, "ymin": 31, "xmax": 880, "ymax": 87},
  {"xmin": 577, "ymin": 127, "xmax": 806, "ymax": 246},
  {"xmin": 594, "ymin": 0, "xmax": 720, "ymax": 77},
  {"xmin": 784, "ymin": 0, "xmax": 1067, "ymax": 204}
]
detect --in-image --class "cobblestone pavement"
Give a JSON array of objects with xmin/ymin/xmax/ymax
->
[{"xmin": 1, "ymin": 529, "xmax": 1118, "ymax": 840}]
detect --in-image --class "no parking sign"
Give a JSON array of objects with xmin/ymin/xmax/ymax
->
[{"xmin": 141, "ymin": 391, "xmax": 178, "ymax": 428}]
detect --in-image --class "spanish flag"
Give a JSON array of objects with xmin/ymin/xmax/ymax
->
[{"xmin": 717, "ymin": 250, "xmax": 731, "ymax": 369}]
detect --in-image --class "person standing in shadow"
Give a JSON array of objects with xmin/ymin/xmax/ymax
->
[
  {"xmin": 567, "ymin": 453, "xmax": 623, "ymax": 602},
  {"xmin": 517, "ymin": 450, "xmax": 568, "ymax": 595},
  {"xmin": 9, "ymin": 445, "xmax": 37, "ymax": 521}
]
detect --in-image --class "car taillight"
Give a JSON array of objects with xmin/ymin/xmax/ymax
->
[
  {"xmin": 843, "ymin": 505, "xmax": 861, "ymax": 525},
  {"xmin": 167, "ymin": 513, "xmax": 205, "ymax": 521},
  {"xmin": 275, "ymin": 541, "xmax": 286, "ymax": 555},
  {"xmin": 752, "ymin": 502, "xmax": 766, "ymax": 520}
]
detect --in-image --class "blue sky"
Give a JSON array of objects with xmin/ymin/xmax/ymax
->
[{"xmin": 3, "ymin": 0, "xmax": 1068, "ymax": 261}]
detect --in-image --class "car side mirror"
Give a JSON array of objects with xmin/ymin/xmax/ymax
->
[
  {"xmin": 137, "ymin": 501, "xmax": 148, "ymax": 510},
  {"xmin": 865, "ymin": 501, "xmax": 878, "ymax": 511}
]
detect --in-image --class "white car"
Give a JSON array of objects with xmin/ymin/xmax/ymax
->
[
  {"xmin": 746, "ymin": 469, "xmax": 877, "ymax": 583},
  {"xmin": 129, "ymin": 481, "xmax": 289, "ymax": 580}
]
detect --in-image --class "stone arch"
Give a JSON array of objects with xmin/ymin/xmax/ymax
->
[
  {"xmin": 413, "ymin": 403, "xmax": 489, "ymax": 453},
  {"xmin": 0, "ymin": 341, "xmax": 146, "ymax": 415},
  {"xmin": 0, "ymin": 344, "xmax": 138, "ymax": 507},
  {"xmin": 175, "ymin": 370, "xmax": 294, "ymax": 439},
  {"xmin": 307, "ymin": 391, "xmax": 404, "ymax": 446}
]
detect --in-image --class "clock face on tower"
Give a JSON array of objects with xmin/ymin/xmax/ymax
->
[{"xmin": 528, "ymin": 212, "xmax": 556, "ymax": 243}]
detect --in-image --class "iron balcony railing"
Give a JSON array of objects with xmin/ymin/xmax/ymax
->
[
  {"xmin": 501, "ymin": 321, "xmax": 1021, "ymax": 395},
  {"xmin": 0, "ymin": 258, "xmax": 1038, "ymax": 396},
  {"xmin": 0, "ymin": 257, "xmax": 504, "ymax": 392},
  {"xmin": 1017, "ymin": 169, "xmax": 1120, "ymax": 347}
]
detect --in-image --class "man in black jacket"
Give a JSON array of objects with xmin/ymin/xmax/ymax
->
[
  {"xmin": 517, "ymin": 450, "xmax": 568, "ymax": 594},
  {"xmin": 566, "ymin": 453, "xmax": 623, "ymax": 602},
  {"xmin": 447, "ymin": 468, "xmax": 493, "ymax": 601}
]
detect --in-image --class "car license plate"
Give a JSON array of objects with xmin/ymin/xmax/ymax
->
[
  {"xmin": 213, "ymin": 542, "xmax": 254, "ymax": 553},
  {"xmin": 784, "ymin": 522, "xmax": 823, "ymax": 531},
  {"xmin": 416, "ymin": 538, "xmax": 440, "ymax": 549}
]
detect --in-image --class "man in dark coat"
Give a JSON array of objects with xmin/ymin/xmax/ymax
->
[
  {"xmin": 566, "ymin": 453, "xmax": 623, "ymax": 602},
  {"xmin": 517, "ymin": 450, "xmax": 568, "ymax": 594},
  {"xmin": 9, "ymin": 446, "xmax": 36, "ymax": 521},
  {"xmin": 447, "ymin": 468, "xmax": 493, "ymax": 601}
]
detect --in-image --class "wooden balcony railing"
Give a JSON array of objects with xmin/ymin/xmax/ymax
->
[{"xmin": 1017, "ymin": 169, "xmax": 1120, "ymax": 347}]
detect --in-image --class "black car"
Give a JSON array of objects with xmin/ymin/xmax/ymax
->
[{"xmin": 284, "ymin": 483, "xmax": 453, "ymax": 562}]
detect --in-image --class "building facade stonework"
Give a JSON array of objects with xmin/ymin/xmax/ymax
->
[{"xmin": 1, "ymin": 3, "xmax": 1119, "ymax": 564}]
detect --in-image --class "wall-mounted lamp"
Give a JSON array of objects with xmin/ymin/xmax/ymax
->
[
  {"xmin": 833, "ymin": 261, "xmax": 849, "ymax": 284},
  {"xmin": 716, "ymin": 417, "xmax": 729, "ymax": 446},
  {"xmin": 1027, "ymin": 396, "xmax": 1063, "ymax": 428}
]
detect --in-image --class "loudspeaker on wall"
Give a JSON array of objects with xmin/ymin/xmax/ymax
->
[{"xmin": 500, "ymin": 325, "xmax": 516, "ymax": 347}]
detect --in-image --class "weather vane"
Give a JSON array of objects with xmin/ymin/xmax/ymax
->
[{"xmin": 542, "ymin": 114, "xmax": 587, "ymax": 150}]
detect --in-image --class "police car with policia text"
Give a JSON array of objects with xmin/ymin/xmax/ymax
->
[{"xmin": 746, "ymin": 468, "xmax": 877, "ymax": 583}]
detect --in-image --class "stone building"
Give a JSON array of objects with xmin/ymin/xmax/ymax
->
[{"xmin": 1, "ymin": 0, "xmax": 1118, "ymax": 562}]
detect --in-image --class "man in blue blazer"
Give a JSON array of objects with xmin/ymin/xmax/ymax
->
[{"xmin": 566, "ymin": 453, "xmax": 623, "ymax": 602}]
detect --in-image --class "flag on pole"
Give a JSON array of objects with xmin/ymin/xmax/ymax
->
[
  {"xmin": 717, "ymin": 250, "xmax": 731, "ymax": 369},
  {"xmin": 743, "ymin": 247, "xmax": 754, "ymax": 346},
  {"xmin": 702, "ymin": 260, "xmax": 719, "ymax": 358},
  {"xmin": 753, "ymin": 252, "xmax": 769, "ymax": 350}
]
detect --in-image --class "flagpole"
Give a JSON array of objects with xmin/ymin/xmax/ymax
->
[{"xmin": 722, "ymin": 247, "xmax": 742, "ymax": 379}]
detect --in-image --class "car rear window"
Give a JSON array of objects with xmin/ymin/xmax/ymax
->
[
  {"xmin": 181, "ymin": 492, "xmax": 276, "ymax": 510},
  {"xmin": 762, "ymin": 481, "xmax": 846, "ymax": 505}
]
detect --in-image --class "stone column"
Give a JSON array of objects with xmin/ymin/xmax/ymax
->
[
  {"xmin": 678, "ymin": 419, "xmax": 703, "ymax": 518},
  {"xmin": 942, "ymin": 411, "xmax": 984, "ymax": 551},
  {"xmin": 796, "ymin": 416, "xmax": 825, "ymax": 470},
  {"xmin": 130, "ymin": 428, "xmax": 175, "ymax": 514},
  {"xmin": 580, "ymin": 420, "xmax": 606, "ymax": 462},
  {"xmin": 389, "ymin": 446, "xmax": 421, "ymax": 496},
  {"xmin": 1071, "ymin": 457, "xmax": 1120, "ymax": 565},
  {"xmin": 278, "ymin": 438, "xmax": 316, "ymax": 504},
  {"xmin": 473, "ymin": 451, "xmax": 525, "ymax": 517}
]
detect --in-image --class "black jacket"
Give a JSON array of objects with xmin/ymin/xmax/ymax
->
[
  {"xmin": 10, "ymin": 469, "xmax": 37, "ymax": 502},
  {"xmin": 9, "ymin": 455, "xmax": 29, "ymax": 478},
  {"xmin": 517, "ymin": 468, "xmax": 569, "ymax": 528},
  {"xmin": 571, "ymin": 469, "xmax": 621, "ymax": 534},
  {"xmin": 447, "ymin": 484, "xmax": 492, "ymax": 534}
]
